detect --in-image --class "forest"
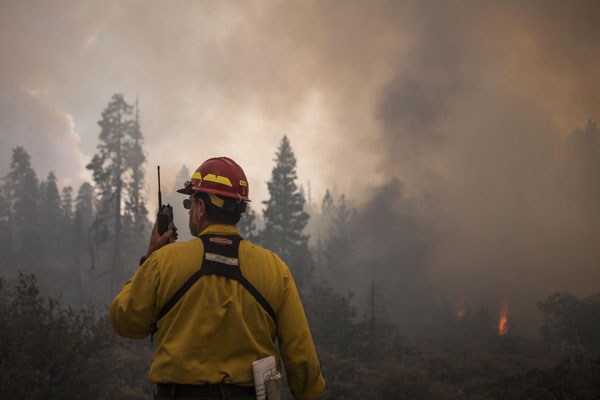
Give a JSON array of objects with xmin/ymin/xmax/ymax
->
[{"xmin": 0, "ymin": 93, "xmax": 599, "ymax": 399}]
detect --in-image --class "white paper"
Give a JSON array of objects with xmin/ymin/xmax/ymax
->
[{"xmin": 252, "ymin": 355, "xmax": 277, "ymax": 400}]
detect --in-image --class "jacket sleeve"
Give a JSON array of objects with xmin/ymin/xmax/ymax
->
[
  {"xmin": 110, "ymin": 254, "xmax": 160, "ymax": 339},
  {"xmin": 276, "ymin": 267, "xmax": 326, "ymax": 400}
]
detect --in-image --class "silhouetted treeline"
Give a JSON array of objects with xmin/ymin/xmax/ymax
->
[
  {"xmin": 1, "ymin": 99, "xmax": 600, "ymax": 398},
  {"xmin": 0, "ymin": 94, "xmax": 150, "ymax": 306},
  {"xmin": 0, "ymin": 273, "xmax": 598, "ymax": 399}
]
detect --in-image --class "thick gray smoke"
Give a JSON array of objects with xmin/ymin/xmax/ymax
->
[
  {"xmin": 264, "ymin": 0, "xmax": 600, "ymax": 333},
  {"xmin": 2, "ymin": 0, "xmax": 599, "ymax": 335},
  {"xmin": 362, "ymin": 0, "xmax": 600, "ymax": 332}
]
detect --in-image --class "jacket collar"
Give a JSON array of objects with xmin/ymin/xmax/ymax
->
[{"xmin": 198, "ymin": 224, "xmax": 241, "ymax": 237}]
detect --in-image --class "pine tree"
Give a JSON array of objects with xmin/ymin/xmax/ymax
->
[
  {"xmin": 314, "ymin": 189, "xmax": 334, "ymax": 278},
  {"xmin": 73, "ymin": 183, "xmax": 95, "ymax": 252},
  {"xmin": 175, "ymin": 165, "xmax": 191, "ymax": 189},
  {"xmin": 323, "ymin": 194, "xmax": 355, "ymax": 281},
  {"xmin": 59, "ymin": 185, "xmax": 78, "ymax": 303},
  {"xmin": 322, "ymin": 189, "xmax": 333, "ymax": 213},
  {"xmin": 60, "ymin": 186, "xmax": 74, "ymax": 238},
  {"xmin": 123, "ymin": 98, "xmax": 149, "ymax": 258},
  {"xmin": 0, "ymin": 182, "xmax": 13, "ymax": 268},
  {"xmin": 238, "ymin": 206, "xmax": 258, "ymax": 241},
  {"xmin": 86, "ymin": 93, "xmax": 133, "ymax": 297},
  {"xmin": 4, "ymin": 147, "xmax": 42, "ymax": 275},
  {"xmin": 299, "ymin": 185, "xmax": 306, "ymax": 209},
  {"xmin": 73, "ymin": 182, "xmax": 95, "ymax": 306},
  {"xmin": 40, "ymin": 172, "xmax": 62, "ymax": 261},
  {"xmin": 262, "ymin": 136, "xmax": 313, "ymax": 290},
  {"xmin": 165, "ymin": 165, "xmax": 191, "ymax": 206},
  {"xmin": 320, "ymin": 190, "xmax": 334, "ymax": 245}
]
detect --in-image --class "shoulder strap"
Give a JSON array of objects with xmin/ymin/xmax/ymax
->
[{"xmin": 155, "ymin": 235, "xmax": 276, "ymax": 326}]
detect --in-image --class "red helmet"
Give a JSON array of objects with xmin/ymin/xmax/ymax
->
[{"xmin": 177, "ymin": 157, "xmax": 250, "ymax": 201}]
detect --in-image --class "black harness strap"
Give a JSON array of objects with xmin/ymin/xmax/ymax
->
[{"xmin": 152, "ymin": 234, "xmax": 276, "ymax": 339}]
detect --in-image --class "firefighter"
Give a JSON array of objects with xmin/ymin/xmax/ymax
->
[{"xmin": 110, "ymin": 157, "xmax": 325, "ymax": 400}]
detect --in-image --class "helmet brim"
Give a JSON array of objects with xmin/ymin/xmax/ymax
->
[
  {"xmin": 176, "ymin": 185, "xmax": 251, "ymax": 201},
  {"xmin": 176, "ymin": 187, "xmax": 194, "ymax": 195}
]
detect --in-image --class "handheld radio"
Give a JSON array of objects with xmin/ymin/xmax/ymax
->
[{"xmin": 156, "ymin": 166, "xmax": 175, "ymax": 236}]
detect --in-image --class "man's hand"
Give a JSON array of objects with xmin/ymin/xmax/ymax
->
[{"xmin": 146, "ymin": 220, "xmax": 178, "ymax": 258}]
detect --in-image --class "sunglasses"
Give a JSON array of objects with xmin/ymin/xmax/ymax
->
[{"xmin": 183, "ymin": 198, "xmax": 192, "ymax": 209}]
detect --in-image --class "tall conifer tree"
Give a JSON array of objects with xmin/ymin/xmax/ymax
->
[
  {"xmin": 174, "ymin": 165, "xmax": 190, "ymax": 190},
  {"xmin": 73, "ymin": 183, "xmax": 95, "ymax": 254},
  {"xmin": 73, "ymin": 182, "xmax": 95, "ymax": 305},
  {"xmin": 40, "ymin": 172, "xmax": 62, "ymax": 261},
  {"xmin": 86, "ymin": 94, "xmax": 133, "ymax": 296},
  {"xmin": 262, "ymin": 136, "xmax": 313, "ymax": 290},
  {"xmin": 238, "ymin": 206, "xmax": 258, "ymax": 241},
  {"xmin": 124, "ymin": 98, "xmax": 149, "ymax": 256},
  {"xmin": 60, "ymin": 186, "xmax": 76, "ymax": 295},
  {"xmin": 0, "ymin": 182, "xmax": 13, "ymax": 268},
  {"xmin": 315, "ymin": 189, "xmax": 334, "ymax": 278},
  {"xmin": 60, "ymin": 186, "xmax": 74, "ymax": 235},
  {"xmin": 323, "ymin": 194, "xmax": 355, "ymax": 282},
  {"xmin": 4, "ymin": 147, "xmax": 42, "ymax": 274}
]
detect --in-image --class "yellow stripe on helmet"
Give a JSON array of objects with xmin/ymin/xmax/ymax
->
[
  {"xmin": 191, "ymin": 171, "xmax": 203, "ymax": 180},
  {"xmin": 203, "ymin": 174, "xmax": 233, "ymax": 187},
  {"xmin": 208, "ymin": 193, "xmax": 225, "ymax": 208}
]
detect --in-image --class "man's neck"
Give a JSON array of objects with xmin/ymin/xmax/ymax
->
[
  {"xmin": 196, "ymin": 222, "xmax": 238, "ymax": 236},
  {"xmin": 197, "ymin": 220, "xmax": 211, "ymax": 234}
]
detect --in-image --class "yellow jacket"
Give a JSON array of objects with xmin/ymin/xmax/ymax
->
[{"xmin": 110, "ymin": 224, "xmax": 325, "ymax": 399}]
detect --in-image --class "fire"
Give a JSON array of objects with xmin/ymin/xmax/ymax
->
[
  {"xmin": 498, "ymin": 303, "xmax": 509, "ymax": 335},
  {"xmin": 457, "ymin": 297, "xmax": 466, "ymax": 319}
]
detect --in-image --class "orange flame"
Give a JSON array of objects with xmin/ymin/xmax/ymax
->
[
  {"xmin": 498, "ymin": 303, "xmax": 509, "ymax": 335},
  {"xmin": 457, "ymin": 297, "xmax": 466, "ymax": 319}
]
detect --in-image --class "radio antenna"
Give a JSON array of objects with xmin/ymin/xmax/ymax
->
[{"xmin": 157, "ymin": 166, "xmax": 163, "ymax": 207}]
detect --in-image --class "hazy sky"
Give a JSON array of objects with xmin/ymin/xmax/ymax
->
[
  {"xmin": 2, "ymin": 0, "xmax": 600, "ymax": 327},
  {"xmin": 1, "ymin": 0, "xmax": 389, "ymax": 207},
  {"xmin": 1, "ymin": 1, "xmax": 598, "ymax": 206}
]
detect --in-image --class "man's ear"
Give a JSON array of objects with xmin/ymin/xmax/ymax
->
[{"xmin": 196, "ymin": 197, "xmax": 207, "ymax": 218}]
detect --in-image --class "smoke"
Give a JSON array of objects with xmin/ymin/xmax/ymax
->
[
  {"xmin": 2, "ymin": 0, "xmax": 599, "ymax": 333},
  {"xmin": 264, "ymin": 0, "xmax": 600, "ymax": 333},
  {"xmin": 0, "ymin": 90, "xmax": 86, "ymax": 187},
  {"xmin": 0, "ymin": 0, "xmax": 118, "ymax": 186},
  {"xmin": 363, "ymin": 0, "xmax": 600, "ymax": 332}
]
